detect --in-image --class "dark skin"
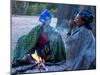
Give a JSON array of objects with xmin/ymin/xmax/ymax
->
[
  {"xmin": 74, "ymin": 14, "xmax": 86, "ymax": 26},
  {"xmin": 67, "ymin": 14, "xmax": 86, "ymax": 35}
]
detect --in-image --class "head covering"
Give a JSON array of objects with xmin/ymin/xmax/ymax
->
[
  {"xmin": 39, "ymin": 9, "xmax": 52, "ymax": 23},
  {"xmin": 78, "ymin": 10, "xmax": 94, "ymax": 24}
]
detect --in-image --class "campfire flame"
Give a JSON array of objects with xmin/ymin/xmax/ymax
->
[
  {"xmin": 31, "ymin": 50, "xmax": 44, "ymax": 64},
  {"xmin": 31, "ymin": 50, "xmax": 48, "ymax": 71}
]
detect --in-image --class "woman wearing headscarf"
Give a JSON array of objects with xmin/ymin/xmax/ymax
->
[
  {"xmin": 12, "ymin": 9, "xmax": 66, "ymax": 65},
  {"xmin": 65, "ymin": 10, "xmax": 96, "ymax": 70}
]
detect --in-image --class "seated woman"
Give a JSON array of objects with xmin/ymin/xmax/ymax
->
[
  {"xmin": 12, "ymin": 9, "xmax": 66, "ymax": 66},
  {"xmin": 65, "ymin": 10, "xmax": 96, "ymax": 70}
]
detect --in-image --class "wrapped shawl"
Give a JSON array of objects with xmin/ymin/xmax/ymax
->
[
  {"xmin": 13, "ymin": 25, "xmax": 66, "ymax": 63},
  {"xmin": 65, "ymin": 25, "xmax": 96, "ymax": 70}
]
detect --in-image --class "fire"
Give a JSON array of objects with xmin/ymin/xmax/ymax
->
[
  {"xmin": 31, "ymin": 50, "xmax": 48, "ymax": 71},
  {"xmin": 31, "ymin": 50, "xmax": 44, "ymax": 64}
]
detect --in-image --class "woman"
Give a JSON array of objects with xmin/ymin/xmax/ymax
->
[
  {"xmin": 12, "ymin": 9, "xmax": 66, "ymax": 65},
  {"xmin": 65, "ymin": 10, "xmax": 96, "ymax": 70}
]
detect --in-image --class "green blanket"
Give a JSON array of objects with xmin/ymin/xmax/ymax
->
[{"xmin": 13, "ymin": 25, "xmax": 66, "ymax": 63}]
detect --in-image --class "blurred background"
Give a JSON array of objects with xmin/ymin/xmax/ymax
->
[{"xmin": 11, "ymin": 0, "xmax": 96, "ymax": 30}]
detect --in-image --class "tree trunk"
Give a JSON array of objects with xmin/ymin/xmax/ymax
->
[
  {"xmin": 56, "ymin": 4, "xmax": 73, "ymax": 27},
  {"xmin": 11, "ymin": 0, "xmax": 17, "ymax": 15},
  {"xmin": 11, "ymin": 1, "xmax": 29, "ymax": 15},
  {"xmin": 17, "ymin": 1, "xmax": 29, "ymax": 15}
]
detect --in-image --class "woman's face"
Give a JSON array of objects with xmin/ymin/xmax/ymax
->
[
  {"xmin": 44, "ymin": 19, "xmax": 51, "ymax": 26},
  {"xmin": 74, "ymin": 14, "xmax": 85, "ymax": 26}
]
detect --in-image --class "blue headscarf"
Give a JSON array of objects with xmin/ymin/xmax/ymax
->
[
  {"xmin": 78, "ymin": 10, "xmax": 94, "ymax": 24},
  {"xmin": 39, "ymin": 9, "xmax": 52, "ymax": 23}
]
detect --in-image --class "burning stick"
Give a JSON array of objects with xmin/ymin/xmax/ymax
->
[
  {"xmin": 31, "ymin": 50, "xmax": 48, "ymax": 72},
  {"xmin": 38, "ymin": 61, "xmax": 48, "ymax": 71}
]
